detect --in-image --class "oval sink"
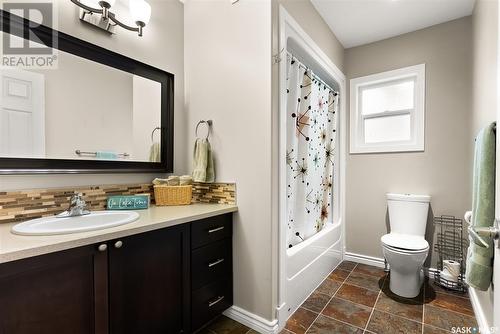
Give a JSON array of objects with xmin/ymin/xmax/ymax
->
[{"xmin": 11, "ymin": 211, "xmax": 140, "ymax": 236}]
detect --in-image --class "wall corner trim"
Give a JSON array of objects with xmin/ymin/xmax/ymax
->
[{"xmin": 223, "ymin": 305, "xmax": 279, "ymax": 334}]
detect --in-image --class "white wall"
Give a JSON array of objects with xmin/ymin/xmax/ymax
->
[
  {"xmin": 184, "ymin": 0, "xmax": 274, "ymax": 321},
  {"xmin": 472, "ymin": 0, "xmax": 498, "ymax": 136},
  {"xmin": 0, "ymin": 0, "xmax": 185, "ymax": 190},
  {"xmin": 469, "ymin": 0, "xmax": 499, "ymax": 327}
]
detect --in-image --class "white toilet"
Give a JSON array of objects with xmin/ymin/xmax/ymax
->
[{"xmin": 381, "ymin": 193, "xmax": 431, "ymax": 298}]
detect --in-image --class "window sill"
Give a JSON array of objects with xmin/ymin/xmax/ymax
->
[{"xmin": 349, "ymin": 143, "xmax": 424, "ymax": 154}]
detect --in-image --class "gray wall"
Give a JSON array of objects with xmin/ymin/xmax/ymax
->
[
  {"xmin": 0, "ymin": 0, "xmax": 185, "ymax": 190},
  {"xmin": 344, "ymin": 17, "xmax": 473, "ymax": 266}
]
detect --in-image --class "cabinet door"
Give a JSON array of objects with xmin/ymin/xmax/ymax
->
[
  {"xmin": 0, "ymin": 245, "xmax": 108, "ymax": 334},
  {"xmin": 108, "ymin": 225, "xmax": 190, "ymax": 334}
]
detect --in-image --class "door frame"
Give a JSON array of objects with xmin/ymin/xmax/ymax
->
[{"xmin": 275, "ymin": 6, "xmax": 347, "ymax": 329}]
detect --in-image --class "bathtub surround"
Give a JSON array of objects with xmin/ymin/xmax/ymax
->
[
  {"xmin": 344, "ymin": 17, "xmax": 473, "ymax": 266},
  {"xmin": 0, "ymin": 182, "xmax": 235, "ymax": 225}
]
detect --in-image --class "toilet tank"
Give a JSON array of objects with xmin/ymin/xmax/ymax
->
[{"xmin": 386, "ymin": 193, "xmax": 431, "ymax": 237}]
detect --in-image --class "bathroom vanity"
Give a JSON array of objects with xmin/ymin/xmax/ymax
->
[{"xmin": 0, "ymin": 204, "xmax": 236, "ymax": 334}]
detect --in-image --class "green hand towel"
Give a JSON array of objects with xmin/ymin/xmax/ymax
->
[
  {"xmin": 205, "ymin": 140, "xmax": 215, "ymax": 183},
  {"xmin": 149, "ymin": 143, "xmax": 161, "ymax": 162},
  {"xmin": 192, "ymin": 138, "xmax": 215, "ymax": 183},
  {"xmin": 465, "ymin": 122, "xmax": 496, "ymax": 290}
]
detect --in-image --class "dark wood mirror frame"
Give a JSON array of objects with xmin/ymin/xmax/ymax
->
[{"xmin": 0, "ymin": 10, "xmax": 174, "ymax": 174}]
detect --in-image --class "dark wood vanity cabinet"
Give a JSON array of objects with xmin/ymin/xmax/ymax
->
[
  {"xmin": 0, "ymin": 214, "xmax": 233, "ymax": 334},
  {"xmin": 108, "ymin": 224, "xmax": 190, "ymax": 334},
  {"xmin": 190, "ymin": 214, "xmax": 233, "ymax": 332},
  {"xmin": 0, "ymin": 244, "xmax": 103, "ymax": 334}
]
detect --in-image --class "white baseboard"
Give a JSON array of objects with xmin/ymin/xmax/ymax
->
[
  {"xmin": 224, "ymin": 306, "xmax": 279, "ymax": 334},
  {"xmin": 344, "ymin": 251, "xmax": 385, "ymax": 268},
  {"xmin": 345, "ymin": 252, "xmax": 441, "ymax": 277}
]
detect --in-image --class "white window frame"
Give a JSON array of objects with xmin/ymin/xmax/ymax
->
[{"xmin": 349, "ymin": 64, "xmax": 425, "ymax": 154}]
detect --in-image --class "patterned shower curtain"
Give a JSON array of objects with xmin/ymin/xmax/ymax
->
[{"xmin": 286, "ymin": 53, "xmax": 339, "ymax": 249}]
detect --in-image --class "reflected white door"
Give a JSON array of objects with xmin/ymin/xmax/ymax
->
[{"xmin": 0, "ymin": 69, "xmax": 45, "ymax": 158}]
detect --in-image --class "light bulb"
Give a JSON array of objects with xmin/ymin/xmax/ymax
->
[{"xmin": 130, "ymin": 0, "xmax": 151, "ymax": 25}]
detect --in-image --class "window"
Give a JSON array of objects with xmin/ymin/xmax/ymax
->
[{"xmin": 350, "ymin": 64, "xmax": 425, "ymax": 153}]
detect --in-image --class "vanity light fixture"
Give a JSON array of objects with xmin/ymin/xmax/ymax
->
[{"xmin": 71, "ymin": 0, "xmax": 151, "ymax": 36}]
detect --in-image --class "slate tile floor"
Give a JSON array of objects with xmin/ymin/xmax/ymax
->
[
  {"xmin": 283, "ymin": 261, "xmax": 477, "ymax": 334},
  {"xmin": 200, "ymin": 261, "xmax": 477, "ymax": 334}
]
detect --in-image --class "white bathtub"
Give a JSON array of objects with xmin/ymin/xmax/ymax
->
[{"xmin": 285, "ymin": 221, "xmax": 343, "ymax": 316}]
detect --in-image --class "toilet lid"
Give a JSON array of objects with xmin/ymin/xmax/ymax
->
[{"xmin": 381, "ymin": 233, "xmax": 429, "ymax": 251}]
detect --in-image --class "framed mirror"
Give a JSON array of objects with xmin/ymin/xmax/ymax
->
[{"xmin": 0, "ymin": 10, "xmax": 174, "ymax": 174}]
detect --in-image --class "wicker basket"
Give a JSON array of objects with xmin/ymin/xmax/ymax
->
[{"xmin": 154, "ymin": 185, "xmax": 192, "ymax": 206}]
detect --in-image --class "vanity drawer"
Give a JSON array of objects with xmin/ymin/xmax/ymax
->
[
  {"xmin": 192, "ymin": 239, "xmax": 232, "ymax": 290},
  {"xmin": 191, "ymin": 279, "xmax": 232, "ymax": 331},
  {"xmin": 191, "ymin": 214, "xmax": 232, "ymax": 249}
]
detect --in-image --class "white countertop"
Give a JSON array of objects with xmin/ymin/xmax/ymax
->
[{"xmin": 0, "ymin": 203, "xmax": 238, "ymax": 264}]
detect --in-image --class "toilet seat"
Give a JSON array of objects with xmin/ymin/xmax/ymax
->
[
  {"xmin": 381, "ymin": 233, "xmax": 429, "ymax": 252},
  {"xmin": 382, "ymin": 243, "xmax": 429, "ymax": 255}
]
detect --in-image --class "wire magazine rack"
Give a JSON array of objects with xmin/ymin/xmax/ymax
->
[{"xmin": 433, "ymin": 215, "xmax": 468, "ymax": 293}]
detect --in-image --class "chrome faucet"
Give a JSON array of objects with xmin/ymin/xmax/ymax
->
[{"xmin": 56, "ymin": 193, "xmax": 91, "ymax": 218}]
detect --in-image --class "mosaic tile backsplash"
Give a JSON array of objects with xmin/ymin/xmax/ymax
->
[
  {"xmin": 0, "ymin": 182, "xmax": 236, "ymax": 225},
  {"xmin": 192, "ymin": 183, "xmax": 236, "ymax": 204}
]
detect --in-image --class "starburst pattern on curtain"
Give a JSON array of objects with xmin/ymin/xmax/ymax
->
[{"xmin": 286, "ymin": 53, "xmax": 339, "ymax": 248}]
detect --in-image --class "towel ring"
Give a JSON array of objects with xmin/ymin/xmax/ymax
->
[
  {"xmin": 195, "ymin": 120, "xmax": 212, "ymax": 140},
  {"xmin": 151, "ymin": 127, "xmax": 161, "ymax": 142}
]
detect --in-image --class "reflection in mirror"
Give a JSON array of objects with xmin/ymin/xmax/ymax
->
[{"xmin": 0, "ymin": 37, "xmax": 162, "ymax": 163}]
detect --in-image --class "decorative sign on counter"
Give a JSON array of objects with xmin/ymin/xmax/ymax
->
[{"xmin": 107, "ymin": 194, "xmax": 150, "ymax": 210}]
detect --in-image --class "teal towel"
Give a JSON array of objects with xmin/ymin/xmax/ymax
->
[
  {"xmin": 96, "ymin": 151, "xmax": 118, "ymax": 160},
  {"xmin": 465, "ymin": 122, "xmax": 496, "ymax": 290},
  {"xmin": 192, "ymin": 138, "xmax": 215, "ymax": 183}
]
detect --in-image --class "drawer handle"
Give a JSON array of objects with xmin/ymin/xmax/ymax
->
[
  {"xmin": 208, "ymin": 295, "xmax": 225, "ymax": 308},
  {"xmin": 208, "ymin": 258, "xmax": 225, "ymax": 268},
  {"xmin": 208, "ymin": 226, "xmax": 225, "ymax": 234}
]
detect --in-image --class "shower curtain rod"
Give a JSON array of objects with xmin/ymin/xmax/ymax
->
[{"xmin": 287, "ymin": 51, "xmax": 337, "ymax": 94}]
